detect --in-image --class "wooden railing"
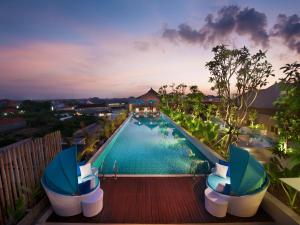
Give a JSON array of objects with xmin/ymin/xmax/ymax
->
[{"xmin": 0, "ymin": 131, "xmax": 62, "ymax": 224}]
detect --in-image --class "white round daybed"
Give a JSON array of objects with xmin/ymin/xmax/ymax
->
[
  {"xmin": 41, "ymin": 147, "xmax": 104, "ymax": 217},
  {"xmin": 42, "ymin": 180, "xmax": 102, "ymax": 217},
  {"xmin": 205, "ymin": 145, "xmax": 270, "ymax": 217},
  {"xmin": 205, "ymin": 182, "xmax": 269, "ymax": 217}
]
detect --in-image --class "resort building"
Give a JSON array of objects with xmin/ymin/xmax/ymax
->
[
  {"xmin": 249, "ymin": 83, "xmax": 281, "ymax": 137},
  {"xmin": 129, "ymin": 88, "xmax": 160, "ymax": 113}
]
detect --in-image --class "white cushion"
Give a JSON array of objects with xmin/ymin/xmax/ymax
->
[
  {"xmin": 80, "ymin": 163, "xmax": 92, "ymax": 179},
  {"xmin": 215, "ymin": 163, "xmax": 228, "ymax": 178}
]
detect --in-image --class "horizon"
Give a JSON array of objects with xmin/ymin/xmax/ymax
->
[{"xmin": 0, "ymin": 0, "xmax": 299, "ymax": 99}]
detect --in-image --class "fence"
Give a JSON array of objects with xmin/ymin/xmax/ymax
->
[{"xmin": 0, "ymin": 131, "xmax": 62, "ymax": 224}]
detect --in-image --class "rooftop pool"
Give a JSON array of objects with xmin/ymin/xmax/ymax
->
[{"xmin": 92, "ymin": 114, "xmax": 212, "ymax": 174}]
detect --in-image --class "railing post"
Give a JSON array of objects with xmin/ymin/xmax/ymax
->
[
  {"xmin": 113, "ymin": 160, "xmax": 118, "ymax": 180},
  {"xmin": 99, "ymin": 161, "xmax": 105, "ymax": 179}
]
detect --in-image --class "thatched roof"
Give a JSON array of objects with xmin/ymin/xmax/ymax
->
[{"xmin": 137, "ymin": 88, "xmax": 159, "ymax": 99}]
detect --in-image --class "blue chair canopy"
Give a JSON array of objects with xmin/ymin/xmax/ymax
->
[
  {"xmin": 229, "ymin": 145, "xmax": 267, "ymax": 196},
  {"xmin": 42, "ymin": 147, "xmax": 79, "ymax": 195}
]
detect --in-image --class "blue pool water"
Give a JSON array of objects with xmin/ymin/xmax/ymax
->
[{"xmin": 92, "ymin": 115, "xmax": 211, "ymax": 174}]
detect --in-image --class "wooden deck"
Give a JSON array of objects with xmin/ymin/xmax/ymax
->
[{"xmin": 47, "ymin": 177, "xmax": 273, "ymax": 224}]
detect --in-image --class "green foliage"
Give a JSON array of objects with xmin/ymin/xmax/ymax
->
[
  {"xmin": 80, "ymin": 112, "xmax": 127, "ymax": 160},
  {"xmin": 265, "ymin": 156, "xmax": 299, "ymax": 209},
  {"xmin": 206, "ymin": 45, "xmax": 274, "ymax": 152},
  {"xmin": 247, "ymin": 109, "xmax": 265, "ymax": 133},
  {"xmin": 20, "ymin": 100, "xmax": 58, "ymax": 127},
  {"xmin": 266, "ymin": 63, "xmax": 300, "ymax": 213},
  {"xmin": 78, "ymin": 138, "xmax": 100, "ymax": 161},
  {"xmin": 190, "ymin": 159, "xmax": 210, "ymax": 175},
  {"xmin": 159, "ymin": 84, "xmax": 222, "ymax": 154},
  {"xmin": 192, "ymin": 121, "xmax": 219, "ymax": 147},
  {"xmin": 159, "ymin": 84, "xmax": 206, "ymax": 119},
  {"xmin": 7, "ymin": 194, "xmax": 27, "ymax": 224},
  {"xmin": 274, "ymin": 62, "xmax": 300, "ymax": 155},
  {"xmin": 55, "ymin": 115, "xmax": 99, "ymax": 138},
  {"xmin": 248, "ymin": 109, "xmax": 257, "ymax": 127},
  {"xmin": 0, "ymin": 134, "xmax": 17, "ymax": 147},
  {"xmin": 6, "ymin": 185, "xmax": 44, "ymax": 224}
]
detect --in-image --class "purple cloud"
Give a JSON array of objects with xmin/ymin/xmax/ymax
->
[
  {"xmin": 162, "ymin": 5, "xmax": 269, "ymax": 47},
  {"xmin": 272, "ymin": 14, "xmax": 300, "ymax": 53}
]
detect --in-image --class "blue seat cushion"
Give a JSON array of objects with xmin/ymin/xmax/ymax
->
[
  {"xmin": 207, "ymin": 174, "xmax": 230, "ymax": 192},
  {"xmin": 219, "ymin": 159, "xmax": 230, "ymax": 176}
]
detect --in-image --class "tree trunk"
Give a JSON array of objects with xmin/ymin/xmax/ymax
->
[{"xmin": 225, "ymin": 127, "xmax": 234, "ymax": 155}]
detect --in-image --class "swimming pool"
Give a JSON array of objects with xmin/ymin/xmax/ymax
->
[{"xmin": 92, "ymin": 114, "xmax": 212, "ymax": 174}]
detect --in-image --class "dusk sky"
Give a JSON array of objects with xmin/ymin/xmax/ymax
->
[{"xmin": 0, "ymin": 0, "xmax": 299, "ymax": 99}]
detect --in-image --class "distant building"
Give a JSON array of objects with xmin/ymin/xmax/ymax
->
[
  {"xmin": 203, "ymin": 95, "xmax": 221, "ymax": 104},
  {"xmin": 108, "ymin": 102, "xmax": 126, "ymax": 108},
  {"xmin": 75, "ymin": 103, "xmax": 112, "ymax": 117},
  {"xmin": 249, "ymin": 83, "xmax": 281, "ymax": 136},
  {"xmin": 0, "ymin": 99, "xmax": 17, "ymax": 108},
  {"xmin": 129, "ymin": 88, "xmax": 160, "ymax": 112},
  {"xmin": 0, "ymin": 118, "xmax": 26, "ymax": 132},
  {"xmin": 51, "ymin": 101, "xmax": 75, "ymax": 112},
  {"xmin": 0, "ymin": 99, "xmax": 19, "ymax": 116}
]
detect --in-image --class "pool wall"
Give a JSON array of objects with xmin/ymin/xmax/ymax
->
[{"xmin": 161, "ymin": 113, "xmax": 222, "ymax": 164}]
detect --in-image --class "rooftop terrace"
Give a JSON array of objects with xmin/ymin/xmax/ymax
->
[{"xmin": 46, "ymin": 177, "xmax": 273, "ymax": 224}]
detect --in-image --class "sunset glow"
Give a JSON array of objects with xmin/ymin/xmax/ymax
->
[{"xmin": 0, "ymin": 0, "xmax": 299, "ymax": 99}]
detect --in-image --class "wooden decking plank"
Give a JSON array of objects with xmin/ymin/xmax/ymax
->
[{"xmin": 47, "ymin": 177, "xmax": 273, "ymax": 224}]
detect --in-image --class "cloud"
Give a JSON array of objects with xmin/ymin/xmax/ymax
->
[
  {"xmin": 271, "ymin": 14, "xmax": 300, "ymax": 53},
  {"xmin": 235, "ymin": 8, "xmax": 269, "ymax": 47},
  {"xmin": 162, "ymin": 5, "xmax": 269, "ymax": 48},
  {"xmin": 134, "ymin": 41, "xmax": 150, "ymax": 51}
]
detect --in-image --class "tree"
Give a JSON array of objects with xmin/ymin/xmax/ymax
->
[
  {"xmin": 206, "ymin": 45, "xmax": 274, "ymax": 154},
  {"xmin": 274, "ymin": 62, "xmax": 300, "ymax": 157},
  {"xmin": 183, "ymin": 86, "xmax": 204, "ymax": 118}
]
